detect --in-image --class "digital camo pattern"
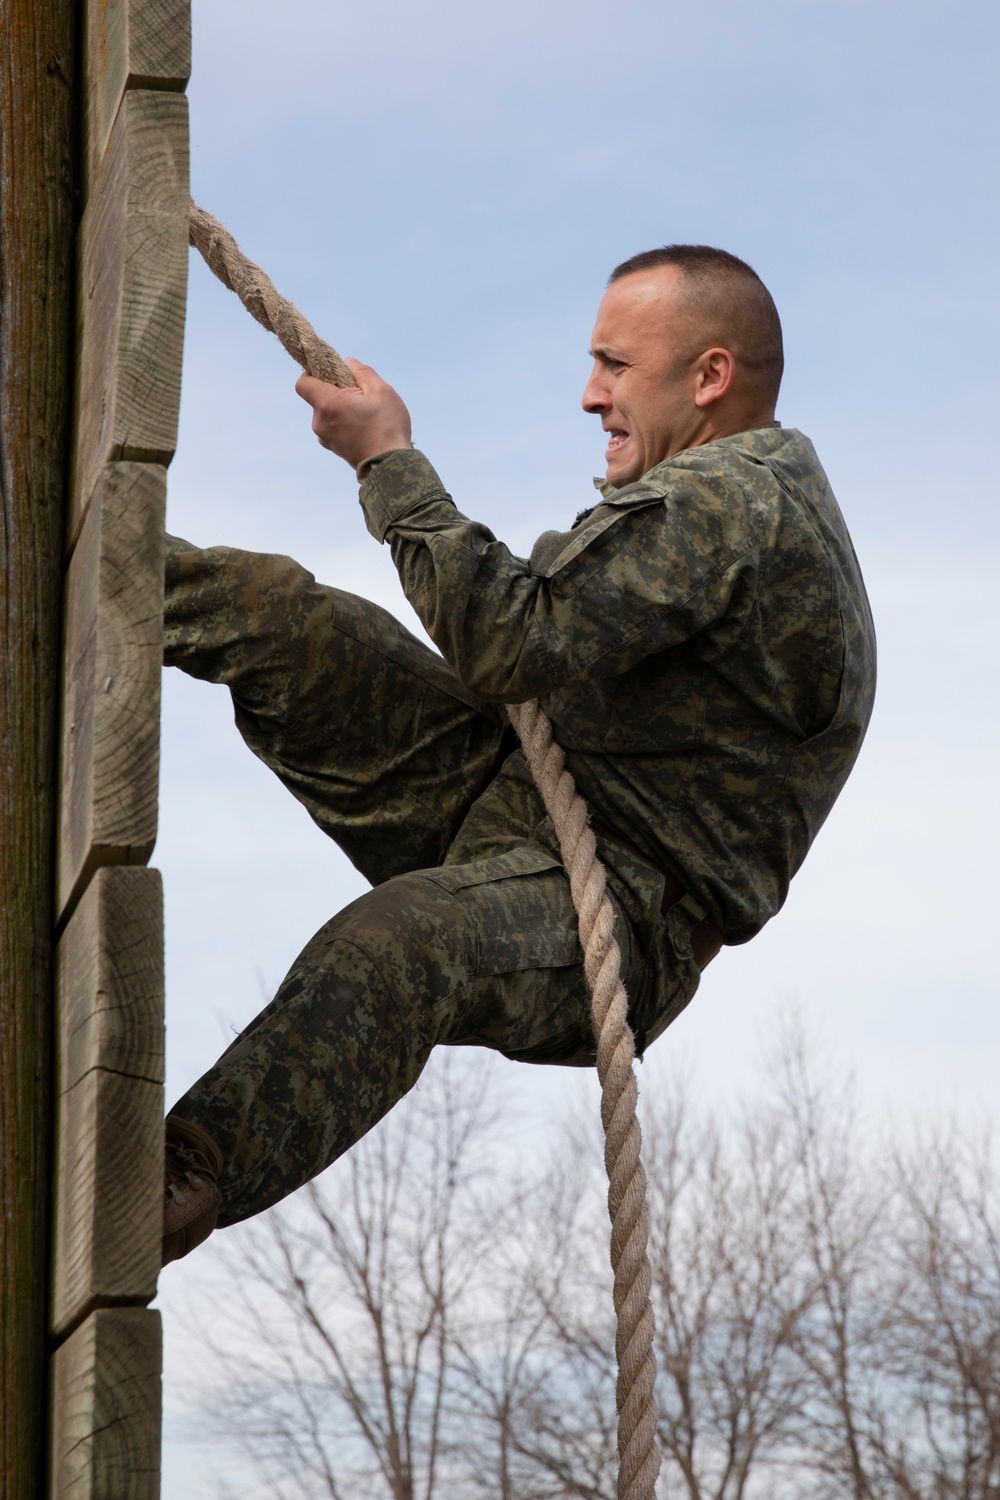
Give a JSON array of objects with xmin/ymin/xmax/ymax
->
[
  {"xmin": 165, "ymin": 423, "xmax": 874, "ymax": 1219},
  {"xmin": 165, "ymin": 541, "xmax": 696, "ymax": 1221},
  {"xmin": 362, "ymin": 425, "xmax": 877, "ymax": 942}
]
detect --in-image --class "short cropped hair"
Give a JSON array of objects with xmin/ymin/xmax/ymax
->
[{"xmin": 610, "ymin": 245, "xmax": 784, "ymax": 405}]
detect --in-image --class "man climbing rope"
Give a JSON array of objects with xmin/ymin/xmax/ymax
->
[{"xmin": 163, "ymin": 245, "xmax": 876, "ymax": 1266}]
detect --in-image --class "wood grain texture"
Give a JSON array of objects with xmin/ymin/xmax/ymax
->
[
  {"xmin": 51, "ymin": 867, "xmax": 163, "ymax": 1338},
  {"xmin": 57, "ymin": 866, "xmax": 164, "ymax": 1091},
  {"xmin": 70, "ymin": 90, "xmax": 188, "ymax": 544},
  {"xmin": 51, "ymin": 1068, "xmax": 162, "ymax": 1339},
  {"xmin": 50, "ymin": 1308, "xmax": 162, "ymax": 1500},
  {"xmin": 85, "ymin": 0, "xmax": 190, "ymax": 186},
  {"xmin": 58, "ymin": 464, "xmax": 166, "ymax": 922},
  {"xmin": 0, "ymin": 2, "xmax": 77, "ymax": 1495}
]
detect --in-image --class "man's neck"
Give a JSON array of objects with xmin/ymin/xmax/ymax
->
[{"xmin": 671, "ymin": 404, "xmax": 777, "ymax": 457}]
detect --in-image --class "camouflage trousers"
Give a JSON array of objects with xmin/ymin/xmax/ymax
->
[{"xmin": 165, "ymin": 539, "xmax": 701, "ymax": 1225}]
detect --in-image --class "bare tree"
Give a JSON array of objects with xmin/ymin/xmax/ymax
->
[
  {"xmin": 183, "ymin": 1033, "xmax": 1000, "ymax": 1500},
  {"xmin": 193, "ymin": 1057, "xmax": 513, "ymax": 1500},
  {"xmin": 450, "ymin": 1133, "xmax": 619, "ymax": 1500},
  {"xmin": 887, "ymin": 1128, "xmax": 1000, "ymax": 1498},
  {"xmin": 494, "ymin": 1043, "xmax": 859, "ymax": 1500},
  {"xmin": 800, "ymin": 1125, "xmax": 1000, "ymax": 1500},
  {"xmin": 646, "ymin": 1088, "xmax": 825, "ymax": 1498},
  {"xmin": 763, "ymin": 1032, "xmax": 892, "ymax": 1500}
]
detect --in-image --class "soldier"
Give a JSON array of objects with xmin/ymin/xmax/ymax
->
[{"xmin": 162, "ymin": 245, "xmax": 876, "ymax": 1264}]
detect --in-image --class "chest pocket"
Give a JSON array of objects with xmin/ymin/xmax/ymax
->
[{"xmin": 541, "ymin": 493, "xmax": 665, "ymax": 586}]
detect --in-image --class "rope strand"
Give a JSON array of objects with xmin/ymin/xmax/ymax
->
[
  {"xmin": 506, "ymin": 700, "xmax": 660, "ymax": 1500},
  {"xmin": 189, "ymin": 203, "xmax": 357, "ymax": 388},
  {"xmin": 188, "ymin": 201, "xmax": 660, "ymax": 1500}
]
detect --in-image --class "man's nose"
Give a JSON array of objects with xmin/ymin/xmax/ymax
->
[{"xmin": 582, "ymin": 365, "xmax": 609, "ymax": 413}]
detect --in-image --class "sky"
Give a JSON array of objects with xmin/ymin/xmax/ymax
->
[{"xmin": 154, "ymin": 2, "xmax": 999, "ymax": 1493}]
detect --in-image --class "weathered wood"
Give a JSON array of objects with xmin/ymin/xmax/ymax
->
[
  {"xmin": 51, "ymin": 868, "xmax": 164, "ymax": 1338},
  {"xmin": 50, "ymin": 1308, "xmax": 162, "ymax": 1500},
  {"xmin": 0, "ymin": 2, "xmax": 78, "ymax": 1496},
  {"xmin": 57, "ymin": 866, "xmax": 164, "ymax": 1089},
  {"xmin": 70, "ymin": 90, "xmax": 189, "ymax": 545},
  {"xmin": 84, "ymin": 0, "xmax": 191, "ymax": 187},
  {"xmin": 58, "ymin": 464, "xmax": 166, "ymax": 922},
  {"xmin": 44, "ymin": 0, "xmax": 189, "ymax": 1486},
  {"xmin": 51, "ymin": 1071, "xmax": 163, "ymax": 1340}
]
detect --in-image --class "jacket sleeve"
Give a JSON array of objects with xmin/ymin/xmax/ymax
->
[{"xmin": 359, "ymin": 448, "xmax": 759, "ymax": 703}]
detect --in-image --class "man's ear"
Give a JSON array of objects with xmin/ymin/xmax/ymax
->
[{"xmin": 693, "ymin": 347, "xmax": 736, "ymax": 408}]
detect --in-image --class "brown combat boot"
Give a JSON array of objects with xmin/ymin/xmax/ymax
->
[{"xmin": 162, "ymin": 1115, "xmax": 224, "ymax": 1266}]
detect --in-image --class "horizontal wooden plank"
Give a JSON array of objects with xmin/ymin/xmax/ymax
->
[
  {"xmin": 51, "ymin": 1067, "xmax": 162, "ymax": 1339},
  {"xmin": 85, "ymin": 0, "xmax": 191, "ymax": 186},
  {"xmin": 52, "ymin": 868, "xmax": 163, "ymax": 1337},
  {"xmin": 56, "ymin": 865, "xmax": 164, "ymax": 1097},
  {"xmin": 58, "ymin": 465, "xmax": 165, "ymax": 922},
  {"xmin": 50, "ymin": 1308, "xmax": 162, "ymax": 1500},
  {"xmin": 70, "ymin": 90, "xmax": 189, "ymax": 544}
]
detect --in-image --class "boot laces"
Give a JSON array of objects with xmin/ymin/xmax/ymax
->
[{"xmin": 166, "ymin": 1141, "xmax": 216, "ymax": 1204}]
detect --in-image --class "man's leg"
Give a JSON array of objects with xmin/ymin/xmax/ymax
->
[
  {"xmin": 164, "ymin": 537, "xmax": 515, "ymax": 883},
  {"xmin": 166, "ymin": 842, "xmax": 691, "ymax": 1229},
  {"xmin": 160, "ymin": 540, "xmax": 699, "ymax": 1250},
  {"xmin": 161, "ymin": 537, "xmax": 523, "ymax": 1256}
]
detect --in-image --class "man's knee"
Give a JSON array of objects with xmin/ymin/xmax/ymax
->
[
  {"xmin": 326, "ymin": 872, "xmax": 478, "ymax": 1020},
  {"xmin": 164, "ymin": 538, "xmax": 322, "ymax": 676}
]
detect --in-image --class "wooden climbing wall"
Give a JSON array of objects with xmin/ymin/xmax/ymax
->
[{"xmin": 48, "ymin": 0, "xmax": 190, "ymax": 1492}]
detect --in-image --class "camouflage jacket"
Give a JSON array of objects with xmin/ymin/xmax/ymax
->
[{"xmin": 359, "ymin": 425, "xmax": 876, "ymax": 943}]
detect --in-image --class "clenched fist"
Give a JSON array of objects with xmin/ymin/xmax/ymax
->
[{"xmin": 295, "ymin": 359, "xmax": 412, "ymax": 471}]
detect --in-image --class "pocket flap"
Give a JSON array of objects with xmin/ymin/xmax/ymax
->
[{"xmin": 424, "ymin": 844, "xmax": 564, "ymax": 894}]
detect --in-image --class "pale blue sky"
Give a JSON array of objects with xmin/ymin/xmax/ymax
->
[{"xmin": 157, "ymin": 3, "xmax": 999, "ymax": 1492}]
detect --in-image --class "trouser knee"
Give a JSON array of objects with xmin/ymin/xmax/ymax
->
[
  {"xmin": 173, "ymin": 872, "xmax": 481, "ymax": 1224},
  {"xmin": 163, "ymin": 536, "xmax": 328, "ymax": 691}
]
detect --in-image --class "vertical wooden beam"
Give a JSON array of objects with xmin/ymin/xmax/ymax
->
[
  {"xmin": 43, "ymin": 3, "xmax": 190, "ymax": 1494},
  {"xmin": 0, "ymin": 2, "xmax": 77, "ymax": 1496}
]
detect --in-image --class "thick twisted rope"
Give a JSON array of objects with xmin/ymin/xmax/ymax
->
[
  {"xmin": 187, "ymin": 203, "xmax": 660, "ymax": 1500},
  {"xmin": 189, "ymin": 203, "xmax": 357, "ymax": 388},
  {"xmin": 506, "ymin": 700, "xmax": 659, "ymax": 1500}
]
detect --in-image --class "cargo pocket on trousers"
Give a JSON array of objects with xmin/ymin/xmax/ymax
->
[{"xmin": 421, "ymin": 845, "xmax": 583, "ymax": 976}]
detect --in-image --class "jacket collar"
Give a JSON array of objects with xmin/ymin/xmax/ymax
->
[{"xmin": 592, "ymin": 422, "xmax": 784, "ymax": 501}]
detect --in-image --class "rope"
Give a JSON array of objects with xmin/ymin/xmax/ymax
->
[
  {"xmin": 187, "ymin": 202, "xmax": 661, "ymax": 1500},
  {"xmin": 506, "ymin": 701, "xmax": 660, "ymax": 1500},
  {"xmin": 188, "ymin": 204, "xmax": 357, "ymax": 389}
]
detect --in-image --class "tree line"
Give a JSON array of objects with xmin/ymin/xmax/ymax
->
[{"xmin": 184, "ymin": 1034, "xmax": 1000, "ymax": 1500}]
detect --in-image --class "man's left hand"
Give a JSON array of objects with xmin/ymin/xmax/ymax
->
[{"xmin": 296, "ymin": 359, "xmax": 413, "ymax": 472}]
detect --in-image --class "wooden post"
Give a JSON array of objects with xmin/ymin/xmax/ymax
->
[
  {"xmin": 3, "ymin": 0, "xmax": 188, "ymax": 1494},
  {"xmin": 0, "ymin": 2, "xmax": 78, "ymax": 1496},
  {"xmin": 46, "ymin": 1, "xmax": 190, "ymax": 1496}
]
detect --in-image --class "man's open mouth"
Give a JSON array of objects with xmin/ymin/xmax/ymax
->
[{"xmin": 606, "ymin": 429, "xmax": 629, "ymax": 453}]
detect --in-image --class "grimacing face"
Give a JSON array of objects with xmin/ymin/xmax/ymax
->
[{"xmin": 582, "ymin": 266, "xmax": 723, "ymax": 487}]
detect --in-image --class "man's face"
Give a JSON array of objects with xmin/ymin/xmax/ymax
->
[{"xmin": 582, "ymin": 266, "xmax": 708, "ymax": 487}]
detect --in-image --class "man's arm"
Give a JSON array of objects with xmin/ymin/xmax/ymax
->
[{"xmin": 297, "ymin": 365, "xmax": 758, "ymax": 703}]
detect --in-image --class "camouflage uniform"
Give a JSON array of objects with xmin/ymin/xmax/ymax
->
[{"xmin": 166, "ymin": 424, "xmax": 876, "ymax": 1226}]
